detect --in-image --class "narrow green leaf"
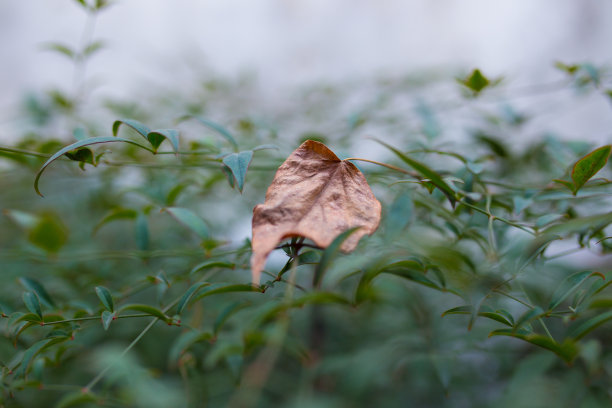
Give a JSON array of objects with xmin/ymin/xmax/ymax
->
[
  {"xmin": 23, "ymin": 292, "xmax": 42, "ymax": 319},
  {"xmin": 93, "ymin": 208, "xmax": 138, "ymax": 235},
  {"xmin": 101, "ymin": 311, "xmax": 115, "ymax": 331},
  {"xmin": 163, "ymin": 207, "xmax": 209, "ymax": 239},
  {"xmin": 40, "ymin": 42, "xmax": 75, "ymax": 59},
  {"xmin": 82, "ymin": 40, "xmax": 105, "ymax": 58},
  {"xmin": 552, "ymin": 179, "xmax": 575, "ymax": 193},
  {"xmin": 18, "ymin": 278, "xmax": 55, "ymax": 308},
  {"xmin": 313, "ymin": 227, "xmax": 361, "ymax": 288},
  {"xmin": 568, "ymin": 310, "xmax": 612, "ymax": 340},
  {"xmin": 543, "ymin": 212, "xmax": 612, "ymax": 237},
  {"xmin": 441, "ymin": 305, "xmax": 513, "ymax": 327},
  {"xmin": 166, "ymin": 183, "xmax": 187, "ymax": 206},
  {"xmin": 94, "ymin": 286, "xmax": 114, "ymax": 312},
  {"xmin": 292, "ymin": 292, "xmax": 351, "ymax": 307},
  {"xmin": 134, "ymin": 213, "xmax": 149, "ymax": 251},
  {"xmin": 112, "ymin": 119, "xmax": 150, "ymax": 140},
  {"xmin": 374, "ymin": 138, "xmax": 456, "ymax": 206},
  {"xmin": 548, "ymin": 271, "xmax": 603, "ymax": 311},
  {"xmin": 190, "ymin": 260, "xmax": 235, "ymax": 275},
  {"xmin": 571, "ymin": 145, "xmax": 611, "ymax": 193},
  {"xmin": 56, "ymin": 390, "xmax": 98, "ymax": 408},
  {"xmin": 222, "ymin": 150, "xmax": 253, "ymax": 192},
  {"xmin": 14, "ymin": 337, "xmax": 68, "ymax": 378},
  {"xmin": 380, "ymin": 261, "xmax": 441, "ymax": 291},
  {"xmin": 147, "ymin": 129, "xmax": 180, "ymax": 154},
  {"xmin": 176, "ymin": 283, "xmax": 210, "ymax": 315},
  {"xmin": 120, "ymin": 304, "xmax": 170, "ymax": 322},
  {"xmin": 514, "ymin": 306, "xmax": 546, "ymax": 332},
  {"xmin": 213, "ymin": 301, "xmax": 250, "ymax": 334},
  {"xmin": 176, "ymin": 115, "xmax": 238, "ymax": 151},
  {"xmin": 489, "ymin": 330, "xmax": 578, "ymax": 362},
  {"xmin": 252, "ymin": 144, "xmax": 279, "ymax": 152},
  {"xmin": 192, "ymin": 284, "xmax": 261, "ymax": 302},
  {"xmin": 34, "ymin": 136, "xmax": 149, "ymax": 196},
  {"xmin": 535, "ymin": 214, "xmax": 564, "ymax": 228},
  {"xmin": 169, "ymin": 331, "xmax": 213, "ymax": 364},
  {"xmin": 15, "ymin": 313, "xmax": 45, "ymax": 324}
]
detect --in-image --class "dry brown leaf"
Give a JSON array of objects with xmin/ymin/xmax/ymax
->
[{"xmin": 251, "ymin": 140, "xmax": 382, "ymax": 284}]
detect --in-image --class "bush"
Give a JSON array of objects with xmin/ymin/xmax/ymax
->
[{"xmin": 2, "ymin": 3, "xmax": 612, "ymax": 407}]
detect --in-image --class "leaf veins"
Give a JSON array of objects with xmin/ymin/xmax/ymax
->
[{"xmin": 250, "ymin": 140, "xmax": 381, "ymax": 284}]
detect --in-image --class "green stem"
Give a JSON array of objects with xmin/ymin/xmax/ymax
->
[
  {"xmin": 344, "ymin": 158, "xmax": 419, "ymax": 178},
  {"xmin": 518, "ymin": 281, "xmax": 554, "ymax": 341},
  {"xmin": 492, "ymin": 289, "xmax": 534, "ymax": 309},
  {"xmin": 457, "ymin": 200, "xmax": 535, "ymax": 235},
  {"xmin": 43, "ymin": 313, "xmax": 150, "ymax": 326},
  {"xmin": 84, "ymin": 317, "xmax": 157, "ymax": 391}
]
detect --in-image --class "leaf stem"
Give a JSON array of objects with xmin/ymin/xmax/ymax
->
[
  {"xmin": 344, "ymin": 158, "xmax": 419, "ymax": 178},
  {"xmin": 457, "ymin": 199, "xmax": 535, "ymax": 235},
  {"xmin": 42, "ymin": 313, "xmax": 150, "ymax": 326}
]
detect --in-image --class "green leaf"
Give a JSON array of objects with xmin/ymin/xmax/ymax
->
[
  {"xmin": 64, "ymin": 146, "xmax": 95, "ymax": 168},
  {"xmin": 23, "ymin": 292, "xmax": 42, "ymax": 319},
  {"xmin": 555, "ymin": 61, "xmax": 579, "ymax": 75},
  {"xmin": 548, "ymin": 271, "xmax": 603, "ymax": 311},
  {"xmin": 441, "ymin": 305, "xmax": 513, "ymax": 327},
  {"xmin": 292, "ymin": 292, "xmax": 351, "ymax": 307},
  {"xmin": 34, "ymin": 136, "xmax": 149, "ymax": 196},
  {"xmin": 222, "ymin": 150, "xmax": 253, "ymax": 192},
  {"xmin": 120, "ymin": 304, "xmax": 170, "ymax": 322},
  {"xmin": 27, "ymin": 213, "xmax": 68, "ymax": 253},
  {"xmin": 14, "ymin": 337, "xmax": 68, "ymax": 378},
  {"xmin": 101, "ymin": 310, "xmax": 115, "ymax": 331},
  {"xmin": 176, "ymin": 115, "xmax": 238, "ymax": 151},
  {"xmin": 163, "ymin": 207, "xmax": 209, "ymax": 239},
  {"xmin": 192, "ymin": 284, "xmax": 262, "ymax": 302},
  {"xmin": 252, "ymin": 144, "xmax": 279, "ymax": 152},
  {"xmin": 514, "ymin": 307, "xmax": 546, "ymax": 332},
  {"xmin": 15, "ymin": 313, "xmax": 46, "ymax": 324},
  {"xmin": 18, "ymin": 278, "xmax": 55, "ymax": 308},
  {"xmin": 56, "ymin": 390, "xmax": 98, "ymax": 408},
  {"xmin": 552, "ymin": 179, "xmax": 574, "ymax": 193},
  {"xmin": 40, "ymin": 42, "xmax": 75, "ymax": 59},
  {"xmin": 93, "ymin": 208, "xmax": 138, "ymax": 234},
  {"xmin": 213, "ymin": 302, "xmax": 250, "ymax": 335},
  {"xmin": 82, "ymin": 40, "xmax": 105, "ymax": 58},
  {"xmin": 190, "ymin": 260, "xmax": 235, "ymax": 275},
  {"xmin": 535, "ymin": 214, "xmax": 564, "ymax": 228},
  {"xmin": 94, "ymin": 286, "xmax": 114, "ymax": 312},
  {"xmin": 568, "ymin": 310, "xmax": 612, "ymax": 340},
  {"xmin": 176, "ymin": 283, "xmax": 210, "ymax": 315},
  {"xmin": 313, "ymin": 227, "xmax": 361, "ymax": 288},
  {"xmin": 488, "ymin": 329, "xmax": 578, "ymax": 363},
  {"xmin": 112, "ymin": 119, "xmax": 150, "ymax": 140},
  {"xmin": 169, "ymin": 331, "xmax": 213, "ymax": 364},
  {"xmin": 147, "ymin": 129, "xmax": 180, "ymax": 154},
  {"xmin": 458, "ymin": 69, "xmax": 490, "ymax": 94},
  {"xmin": 542, "ymin": 212, "xmax": 612, "ymax": 237},
  {"xmin": 380, "ymin": 261, "xmax": 442, "ymax": 291},
  {"xmin": 375, "ymin": 139, "xmax": 456, "ymax": 206},
  {"xmin": 571, "ymin": 145, "xmax": 611, "ymax": 194},
  {"xmin": 135, "ymin": 213, "xmax": 149, "ymax": 251}
]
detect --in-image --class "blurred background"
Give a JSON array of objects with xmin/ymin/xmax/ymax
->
[
  {"xmin": 2, "ymin": 0, "xmax": 612, "ymax": 142},
  {"xmin": 2, "ymin": 2, "xmax": 612, "ymax": 407}
]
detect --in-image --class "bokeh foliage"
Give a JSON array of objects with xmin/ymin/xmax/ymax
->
[{"xmin": 2, "ymin": 2, "xmax": 612, "ymax": 407}]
